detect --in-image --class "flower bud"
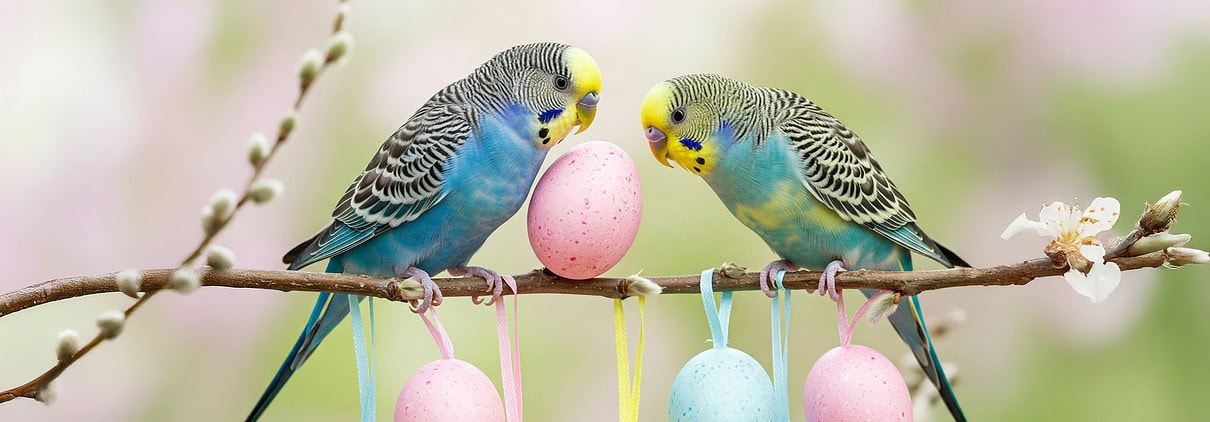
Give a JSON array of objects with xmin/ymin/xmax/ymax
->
[
  {"xmin": 625, "ymin": 273, "xmax": 662, "ymax": 296},
  {"xmin": 168, "ymin": 267, "xmax": 201, "ymax": 294},
  {"xmin": 718, "ymin": 262, "xmax": 747, "ymax": 279},
  {"xmin": 209, "ymin": 189, "xmax": 237, "ymax": 222},
  {"xmin": 1139, "ymin": 190, "xmax": 1182, "ymax": 234},
  {"xmin": 96, "ymin": 311, "xmax": 126, "ymax": 340},
  {"xmin": 35, "ymin": 383, "xmax": 55, "ymax": 405},
  {"xmin": 864, "ymin": 292, "xmax": 900, "ymax": 325},
  {"xmin": 335, "ymin": 3, "xmax": 352, "ymax": 31},
  {"xmin": 247, "ymin": 132, "xmax": 270, "ymax": 166},
  {"xmin": 249, "ymin": 179, "xmax": 284, "ymax": 204},
  {"xmin": 200, "ymin": 205, "xmax": 219, "ymax": 236},
  {"xmin": 56, "ymin": 330, "xmax": 80, "ymax": 362},
  {"xmin": 1167, "ymin": 247, "xmax": 1210, "ymax": 266},
  {"xmin": 1128, "ymin": 231, "xmax": 1191, "ymax": 256},
  {"xmin": 298, "ymin": 48, "xmax": 323, "ymax": 83},
  {"xmin": 206, "ymin": 245, "xmax": 236, "ymax": 270},
  {"xmin": 279, "ymin": 110, "xmax": 298, "ymax": 139},
  {"xmin": 115, "ymin": 269, "xmax": 142, "ymax": 299},
  {"xmin": 326, "ymin": 31, "xmax": 354, "ymax": 64}
]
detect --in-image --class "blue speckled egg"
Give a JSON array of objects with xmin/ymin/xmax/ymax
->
[{"xmin": 668, "ymin": 347, "xmax": 775, "ymax": 421}]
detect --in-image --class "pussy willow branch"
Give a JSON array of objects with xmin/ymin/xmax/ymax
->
[
  {"xmin": 0, "ymin": 1, "xmax": 353, "ymax": 404},
  {"xmin": 0, "ymin": 251, "xmax": 1170, "ymax": 319}
]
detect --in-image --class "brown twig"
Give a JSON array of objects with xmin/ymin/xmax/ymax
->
[
  {"xmin": 0, "ymin": 249, "xmax": 1181, "ymax": 402},
  {"xmin": 0, "ymin": 251, "xmax": 1171, "ymax": 320}
]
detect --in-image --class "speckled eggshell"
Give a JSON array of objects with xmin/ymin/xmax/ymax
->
[
  {"xmin": 668, "ymin": 347, "xmax": 775, "ymax": 421},
  {"xmin": 395, "ymin": 359, "xmax": 504, "ymax": 422},
  {"xmin": 802, "ymin": 345, "xmax": 912, "ymax": 422},
  {"xmin": 527, "ymin": 141, "xmax": 642, "ymax": 280}
]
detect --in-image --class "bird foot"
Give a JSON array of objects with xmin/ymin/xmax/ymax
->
[
  {"xmin": 760, "ymin": 260, "xmax": 799, "ymax": 298},
  {"xmin": 450, "ymin": 265, "xmax": 504, "ymax": 306},
  {"xmin": 402, "ymin": 267, "xmax": 442, "ymax": 313},
  {"xmin": 818, "ymin": 260, "xmax": 846, "ymax": 301}
]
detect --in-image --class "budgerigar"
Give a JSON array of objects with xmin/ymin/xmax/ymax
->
[
  {"xmin": 247, "ymin": 42, "xmax": 601, "ymax": 421},
  {"xmin": 641, "ymin": 74, "xmax": 967, "ymax": 421}
]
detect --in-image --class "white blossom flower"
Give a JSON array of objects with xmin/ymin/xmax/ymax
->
[
  {"xmin": 1002, "ymin": 197, "xmax": 1123, "ymax": 303},
  {"xmin": 1062, "ymin": 245, "xmax": 1122, "ymax": 303}
]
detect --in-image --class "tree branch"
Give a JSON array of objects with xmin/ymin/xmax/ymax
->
[{"xmin": 0, "ymin": 251, "xmax": 1171, "ymax": 319}]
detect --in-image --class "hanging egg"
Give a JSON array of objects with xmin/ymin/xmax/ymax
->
[
  {"xmin": 668, "ymin": 347, "xmax": 775, "ymax": 421},
  {"xmin": 527, "ymin": 141, "xmax": 642, "ymax": 280},
  {"xmin": 802, "ymin": 345, "xmax": 912, "ymax": 422},
  {"xmin": 395, "ymin": 359, "xmax": 504, "ymax": 422}
]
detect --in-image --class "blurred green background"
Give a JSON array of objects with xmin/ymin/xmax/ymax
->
[{"xmin": 2, "ymin": 0, "xmax": 1209, "ymax": 420}]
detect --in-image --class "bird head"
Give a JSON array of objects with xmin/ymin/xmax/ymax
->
[
  {"xmin": 640, "ymin": 74, "xmax": 751, "ymax": 175},
  {"xmin": 489, "ymin": 43, "xmax": 601, "ymax": 150}
]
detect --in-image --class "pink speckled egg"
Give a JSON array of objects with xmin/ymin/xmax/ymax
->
[
  {"xmin": 395, "ymin": 359, "xmax": 504, "ymax": 422},
  {"xmin": 527, "ymin": 141, "xmax": 642, "ymax": 280},
  {"xmin": 803, "ymin": 345, "xmax": 912, "ymax": 422}
]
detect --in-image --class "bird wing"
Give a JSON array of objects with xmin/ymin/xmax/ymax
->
[
  {"xmin": 285, "ymin": 104, "xmax": 472, "ymax": 269},
  {"xmin": 781, "ymin": 102, "xmax": 954, "ymax": 266}
]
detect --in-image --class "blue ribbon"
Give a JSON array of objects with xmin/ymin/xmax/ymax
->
[
  {"xmin": 699, "ymin": 269, "xmax": 732, "ymax": 350},
  {"xmin": 770, "ymin": 271, "xmax": 791, "ymax": 422},
  {"xmin": 348, "ymin": 295, "xmax": 375, "ymax": 422}
]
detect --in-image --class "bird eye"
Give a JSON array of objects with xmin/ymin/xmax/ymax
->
[
  {"xmin": 671, "ymin": 108, "xmax": 686, "ymax": 124},
  {"xmin": 553, "ymin": 75, "xmax": 570, "ymax": 91}
]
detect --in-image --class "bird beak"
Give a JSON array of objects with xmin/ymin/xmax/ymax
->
[
  {"xmin": 645, "ymin": 126, "xmax": 671, "ymax": 167},
  {"xmin": 575, "ymin": 92, "xmax": 598, "ymax": 134}
]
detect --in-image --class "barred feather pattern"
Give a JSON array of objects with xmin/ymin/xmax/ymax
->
[
  {"xmin": 660, "ymin": 74, "xmax": 774, "ymax": 144},
  {"xmin": 287, "ymin": 42, "xmax": 576, "ymax": 267},
  {"xmin": 331, "ymin": 105, "xmax": 467, "ymax": 231},
  {"xmin": 662, "ymin": 74, "xmax": 918, "ymax": 230},
  {"xmin": 769, "ymin": 90, "xmax": 917, "ymax": 230}
]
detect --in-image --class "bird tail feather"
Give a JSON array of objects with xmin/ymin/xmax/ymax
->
[
  {"xmin": 862, "ymin": 289, "xmax": 966, "ymax": 421},
  {"xmin": 247, "ymin": 261, "xmax": 357, "ymax": 422}
]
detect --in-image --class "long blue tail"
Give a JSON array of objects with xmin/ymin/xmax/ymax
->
[
  {"xmin": 862, "ymin": 289, "xmax": 965, "ymax": 421},
  {"xmin": 247, "ymin": 287, "xmax": 360, "ymax": 421}
]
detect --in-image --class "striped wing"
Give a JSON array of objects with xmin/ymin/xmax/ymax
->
[
  {"xmin": 781, "ymin": 102, "xmax": 950, "ymax": 264},
  {"xmin": 285, "ymin": 104, "xmax": 471, "ymax": 269}
]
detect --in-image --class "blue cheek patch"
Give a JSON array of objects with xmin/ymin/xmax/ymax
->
[
  {"xmin": 679, "ymin": 138, "xmax": 703, "ymax": 151},
  {"xmin": 538, "ymin": 108, "xmax": 564, "ymax": 124}
]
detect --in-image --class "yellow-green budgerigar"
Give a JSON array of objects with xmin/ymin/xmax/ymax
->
[
  {"xmin": 641, "ymin": 74, "xmax": 967, "ymax": 421},
  {"xmin": 247, "ymin": 43, "xmax": 601, "ymax": 421}
]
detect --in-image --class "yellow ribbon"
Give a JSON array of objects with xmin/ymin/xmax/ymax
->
[{"xmin": 614, "ymin": 297, "xmax": 646, "ymax": 422}]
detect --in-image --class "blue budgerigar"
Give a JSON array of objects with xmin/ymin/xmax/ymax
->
[
  {"xmin": 641, "ymin": 74, "xmax": 967, "ymax": 421},
  {"xmin": 248, "ymin": 42, "xmax": 601, "ymax": 421}
]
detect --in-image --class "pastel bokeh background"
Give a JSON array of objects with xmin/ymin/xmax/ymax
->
[{"xmin": 3, "ymin": 0, "xmax": 1210, "ymax": 420}]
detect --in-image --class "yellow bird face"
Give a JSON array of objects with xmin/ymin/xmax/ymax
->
[
  {"xmin": 529, "ymin": 47, "xmax": 601, "ymax": 150},
  {"xmin": 639, "ymin": 81, "xmax": 720, "ymax": 175}
]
